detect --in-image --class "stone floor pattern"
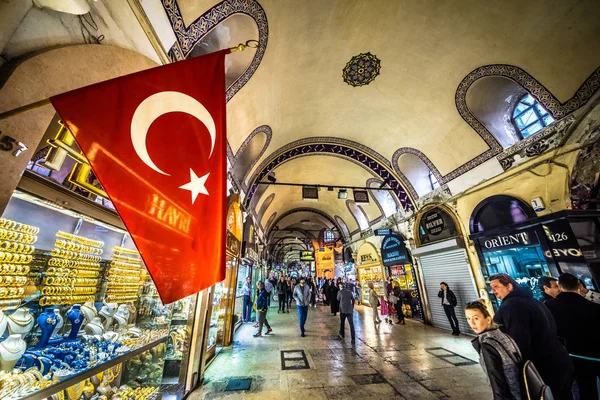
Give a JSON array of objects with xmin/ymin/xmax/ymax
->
[{"xmin": 190, "ymin": 303, "xmax": 493, "ymax": 400}]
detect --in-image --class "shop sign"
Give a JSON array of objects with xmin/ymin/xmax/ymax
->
[
  {"xmin": 357, "ymin": 243, "xmax": 379, "ymax": 265},
  {"xmin": 227, "ymin": 230, "xmax": 241, "ymax": 255},
  {"xmin": 245, "ymin": 246, "xmax": 258, "ymax": 261},
  {"xmin": 0, "ymin": 132, "xmax": 28, "ymax": 157},
  {"xmin": 424, "ymin": 211, "xmax": 444, "ymax": 235},
  {"xmin": 300, "ymin": 251, "xmax": 314, "ymax": 261},
  {"xmin": 390, "ymin": 266, "xmax": 405, "ymax": 277},
  {"xmin": 374, "ymin": 228, "xmax": 391, "ymax": 236},
  {"xmin": 480, "ymin": 230, "xmax": 538, "ymax": 251},
  {"xmin": 542, "ymin": 220, "xmax": 585, "ymax": 262},
  {"xmin": 418, "ymin": 208, "xmax": 458, "ymax": 245},
  {"xmin": 381, "ymin": 233, "xmax": 409, "ymax": 266}
]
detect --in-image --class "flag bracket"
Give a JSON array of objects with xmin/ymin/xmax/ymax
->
[{"xmin": 229, "ymin": 40, "xmax": 259, "ymax": 53}]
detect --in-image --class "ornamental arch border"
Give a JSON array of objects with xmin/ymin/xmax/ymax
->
[
  {"xmin": 391, "ymin": 148, "xmax": 443, "ymax": 191},
  {"xmin": 450, "ymin": 64, "xmax": 600, "ymax": 183},
  {"xmin": 161, "ymin": 0, "xmax": 268, "ymax": 102},
  {"xmin": 232, "ymin": 125, "xmax": 273, "ymax": 190},
  {"xmin": 365, "ymin": 178, "xmax": 402, "ymax": 219},
  {"xmin": 246, "ymin": 137, "xmax": 415, "ymax": 211}
]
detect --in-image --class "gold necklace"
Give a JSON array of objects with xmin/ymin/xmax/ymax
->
[
  {"xmin": 8, "ymin": 313, "xmax": 32, "ymax": 327},
  {"xmin": 0, "ymin": 340, "xmax": 25, "ymax": 354}
]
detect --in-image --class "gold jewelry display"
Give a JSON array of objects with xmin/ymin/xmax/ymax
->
[
  {"xmin": 105, "ymin": 247, "xmax": 144, "ymax": 304},
  {"xmin": 0, "ymin": 220, "xmax": 35, "ymax": 302}
]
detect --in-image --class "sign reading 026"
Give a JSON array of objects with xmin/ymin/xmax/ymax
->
[{"xmin": 0, "ymin": 131, "xmax": 28, "ymax": 157}]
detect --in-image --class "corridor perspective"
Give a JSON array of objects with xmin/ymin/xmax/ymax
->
[
  {"xmin": 0, "ymin": 1, "xmax": 599, "ymax": 400},
  {"xmin": 193, "ymin": 302, "xmax": 492, "ymax": 400}
]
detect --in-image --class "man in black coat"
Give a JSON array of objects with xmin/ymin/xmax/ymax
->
[
  {"xmin": 490, "ymin": 274, "xmax": 575, "ymax": 400},
  {"xmin": 546, "ymin": 273, "xmax": 600, "ymax": 400},
  {"xmin": 438, "ymin": 282, "xmax": 460, "ymax": 335}
]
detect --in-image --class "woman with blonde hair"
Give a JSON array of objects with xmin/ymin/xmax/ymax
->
[
  {"xmin": 465, "ymin": 299, "xmax": 523, "ymax": 400},
  {"xmin": 367, "ymin": 282, "xmax": 381, "ymax": 324}
]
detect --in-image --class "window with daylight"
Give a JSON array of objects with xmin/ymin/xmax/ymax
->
[
  {"xmin": 512, "ymin": 94, "xmax": 554, "ymax": 139},
  {"xmin": 324, "ymin": 229, "xmax": 335, "ymax": 243},
  {"xmin": 428, "ymin": 171, "xmax": 440, "ymax": 191}
]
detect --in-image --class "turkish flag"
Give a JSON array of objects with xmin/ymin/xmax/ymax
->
[{"xmin": 50, "ymin": 50, "xmax": 229, "ymax": 304}]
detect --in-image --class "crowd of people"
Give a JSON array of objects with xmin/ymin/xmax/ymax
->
[{"xmin": 240, "ymin": 270, "xmax": 600, "ymax": 399}]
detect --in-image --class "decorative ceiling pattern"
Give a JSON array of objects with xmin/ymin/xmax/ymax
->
[{"xmin": 342, "ymin": 52, "xmax": 381, "ymax": 87}]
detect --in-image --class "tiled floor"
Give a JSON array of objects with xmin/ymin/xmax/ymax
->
[{"xmin": 189, "ymin": 304, "xmax": 492, "ymax": 400}]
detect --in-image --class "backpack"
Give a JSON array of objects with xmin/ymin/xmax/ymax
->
[{"xmin": 523, "ymin": 360, "xmax": 554, "ymax": 400}]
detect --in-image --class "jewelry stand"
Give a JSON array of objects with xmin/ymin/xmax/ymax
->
[
  {"xmin": 0, "ymin": 310, "xmax": 7, "ymax": 337},
  {"xmin": 36, "ymin": 307, "xmax": 57, "ymax": 348},
  {"xmin": 84, "ymin": 317, "xmax": 104, "ymax": 335},
  {"xmin": 0, "ymin": 334, "xmax": 26, "ymax": 371},
  {"xmin": 66, "ymin": 304, "xmax": 84, "ymax": 341},
  {"xmin": 81, "ymin": 300, "xmax": 97, "ymax": 323},
  {"xmin": 48, "ymin": 308, "xmax": 64, "ymax": 345},
  {"xmin": 6, "ymin": 307, "xmax": 34, "ymax": 338},
  {"xmin": 99, "ymin": 303, "xmax": 117, "ymax": 330}
]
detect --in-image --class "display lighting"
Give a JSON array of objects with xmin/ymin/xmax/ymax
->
[{"xmin": 338, "ymin": 189, "xmax": 348, "ymax": 199}]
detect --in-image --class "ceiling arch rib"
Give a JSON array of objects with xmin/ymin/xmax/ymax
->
[
  {"xmin": 366, "ymin": 178, "xmax": 400, "ymax": 218},
  {"xmin": 246, "ymin": 138, "xmax": 415, "ymax": 211},
  {"xmin": 231, "ymin": 125, "xmax": 272, "ymax": 187},
  {"xmin": 267, "ymin": 208, "xmax": 346, "ymax": 240}
]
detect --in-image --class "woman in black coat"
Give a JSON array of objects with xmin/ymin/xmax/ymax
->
[
  {"xmin": 466, "ymin": 300, "xmax": 523, "ymax": 400},
  {"xmin": 327, "ymin": 280, "xmax": 340, "ymax": 316},
  {"xmin": 322, "ymin": 279, "xmax": 330, "ymax": 306}
]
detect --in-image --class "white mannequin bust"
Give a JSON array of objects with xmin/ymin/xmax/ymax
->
[
  {"xmin": 51, "ymin": 309, "xmax": 64, "ymax": 338},
  {"xmin": 81, "ymin": 301, "xmax": 97, "ymax": 323},
  {"xmin": 84, "ymin": 317, "xmax": 104, "ymax": 335},
  {"xmin": 6, "ymin": 308, "xmax": 34, "ymax": 338},
  {"xmin": 99, "ymin": 303, "xmax": 117, "ymax": 329},
  {"xmin": 0, "ymin": 334, "xmax": 27, "ymax": 371},
  {"xmin": 0, "ymin": 310, "xmax": 7, "ymax": 337},
  {"xmin": 112, "ymin": 309, "xmax": 128, "ymax": 330},
  {"xmin": 117, "ymin": 304, "xmax": 130, "ymax": 322}
]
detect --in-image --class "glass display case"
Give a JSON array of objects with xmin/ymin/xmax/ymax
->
[
  {"xmin": 388, "ymin": 265, "xmax": 423, "ymax": 319},
  {"xmin": 0, "ymin": 190, "xmax": 176, "ymax": 400},
  {"xmin": 205, "ymin": 283, "xmax": 226, "ymax": 362},
  {"xmin": 356, "ymin": 265, "xmax": 384, "ymax": 305}
]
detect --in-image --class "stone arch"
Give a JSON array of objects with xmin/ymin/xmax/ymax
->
[
  {"xmin": 346, "ymin": 200, "xmax": 369, "ymax": 231},
  {"xmin": 334, "ymin": 215, "xmax": 351, "ymax": 239},
  {"xmin": 266, "ymin": 208, "xmax": 344, "ymax": 240},
  {"xmin": 365, "ymin": 178, "xmax": 400, "ymax": 218},
  {"xmin": 161, "ymin": 0, "xmax": 268, "ymax": 102},
  {"xmin": 392, "ymin": 148, "xmax": 443, "ymax": 198},
  {"xmin": 230, "ymin": 125, "xmax": 272, "ymax": 189},
  {"xmin": 257, "ymin": 193, "xmax": 275, "ymax": 228},
  {"xmin": 246, "ymin": 137, "xmax": 415, "ymax": 211}
]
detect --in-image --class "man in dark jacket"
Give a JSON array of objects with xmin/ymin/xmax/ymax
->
[
  {"xmin": 276, "ymin": 276, "xmax": 288, "ymax": 313},
  {"xmin": 438, "ymin": 282, "xmax": 460, "ymax": 335},
  {"xmin": 337, "ymin": 283, "xmax": 356, "ymax": 345},
  {"xmin": 253, "ymin": 282, "xmax": 272, "ymax": 338},
  {"xmin": 546, "ymin": 273, "xmax": 600, "ymax": 400},
  {"xmin": 490, "ymin": 274, "xmax": 574, "ymax": 400},
  {"xmin": 538, "ymin": 276, "xmax": 560, "ymax": 304}
]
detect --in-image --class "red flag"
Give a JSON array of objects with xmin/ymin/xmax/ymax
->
[{"xmin": 50, "ymin": 50, "xmax": 229, "ymax": 304}]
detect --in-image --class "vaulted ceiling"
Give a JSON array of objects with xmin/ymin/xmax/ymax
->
[{"xmin": 173, "ymin": 0, "xmax": 600, "ymax": 261}]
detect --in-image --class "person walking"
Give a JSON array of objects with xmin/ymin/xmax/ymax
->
[
  {"xmin": 465, "ymin": 299, "xmax": 524, "ymax": 400},
  {"xmin": 438, "ymin": 282, "xmax": 460, "ymax": 335},
  {"xmin": 327, "ymin": 280, "xmax": 340, "ymax": 316},
  {"xmin": 368, "ymin": 282, "xmax": 381, "ymax": 324},
  {"xmin": 337, "ymin": 282, "xmax": 356, "ymax": 344},
  {"xmin": 286, "ymin": 277, "xmax": 293, "ymax": 311},
  {"xmin": 253, "ymin": 282, "xmax": 273, "ymax": 337},
  {"xmin": 240, "ymin": 276, "xmax": 253, "ymax": 323},
  {"xmin": 277, "ymin": 275, "xmax": 288, "ymax": 313},
  {"xmin": 546, "ymin": 273, "xmax": 600, "ymax": 400},
  {"xmin": 490, "ymin": 274, "xmax": 574, "ymax": 400},
  {"xmin": 310, "ymin": 277, "xmax": 317, "ymax": 308},
  {"xmin": 264, "ymin": 278, "xmax": 274, "ymax": 308},
  {"xmin": 293, "ymin": 277, "xmax": 311, "ymax": 337},
  {"xmin": 355, "ymin": 281, "xmax": 363, "ymax": 305},
  {"xmin": 538, "ymin": 276, "xmax": 560, "ymax": 304},
  {"xmin": 322, "ymin": 279, "xmax": 330, "ymax": 306},
  {"xmin": 392, "ymin": 281, "xmax": 406, "ymax": 325}
]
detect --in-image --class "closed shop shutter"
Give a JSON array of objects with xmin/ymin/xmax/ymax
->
[{"xmin": 418, "ymin": 247, "xmax": 479, "ymax": 334}]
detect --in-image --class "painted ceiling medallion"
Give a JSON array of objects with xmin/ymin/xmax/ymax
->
[{"xmin": 342, "ymin": 52, "xmax": 381, "ymax": 87}]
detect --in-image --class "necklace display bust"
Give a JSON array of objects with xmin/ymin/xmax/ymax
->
[
  {"xmin": 66, "ymin": 304, "xmax": 84, "ymax": 341},
  {"xmin": 84, "ymin": 317, "xmax": 104, "ymax": 335},
  {"xmin": 99, "ymin": 303, "xmax": 117, "ymax": 329},
  {"xmin": 6, "ymin": 307, "xmax": 34, "ymax": 338},
  {"xmin": 81, "ymin": 301, "xmax": 97, "ymax": 323},
  {"xmin": 112, "ymin": 309, "xmax": 128, "ymax": 330},
  {"xmin": 0, "ymin": 310, "xmax": 7, "ymax": 337},
  {"xmin": 36, "ymin": 307, "xmax": 58, "ymax": 348},
  {"xmin": 51, "ymin": 309, "xmax": 64, "ymax": 338},
  {"xmin": 0, "ymin": 334, "xmax": 26, "ymax": 371}
]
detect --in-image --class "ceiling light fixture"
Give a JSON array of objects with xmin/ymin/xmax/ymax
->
[{"xmin": 338, "ymin": 189, "xmax": 348, "ymax": 199}]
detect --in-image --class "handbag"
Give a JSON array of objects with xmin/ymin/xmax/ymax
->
[{"xmin": 523, "ymin": 360, "xmax": 554, "ymax": 400}]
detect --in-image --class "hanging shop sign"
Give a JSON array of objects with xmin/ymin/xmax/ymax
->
[
  {"xmin": 381, "ymin": 233, "xmax": 409, "ymax": 266},
  {"xmin": 418, "ymin": 208, "xmax": 459, "ymax": 245},
  {"xmin": 374, "ymin": 228, "xmax": 392, "ymax": 236},
  {"xmin": 227, "ymin": 231, "xmax": 241, "ymax": 256},
  {"xmin": 541, "ymin": 219, "xmax": 585, "ymax": 262},
  {"xmin": 242, "ymin": 242, "xmax": 258, "ymax": 261},
  {"xmin": 356, "ymin": 242, "xmax": 379, "ymax": 265},
  {"xmin": 300, "ymin": 251, "xmax": 315, "ymax": 261},
  {"xmin": 353, "ymin": 190, "xmax": 369, "ymax": 204}
]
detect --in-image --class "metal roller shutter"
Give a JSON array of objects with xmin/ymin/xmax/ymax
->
[{"xmin": 418, "ymin": 247, "xmax": 479, "ymax": 334}]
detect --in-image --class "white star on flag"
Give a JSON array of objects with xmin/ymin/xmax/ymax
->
[{"xmin": 179, "ymin": 169, "xmax": 209, "ymax": 203}]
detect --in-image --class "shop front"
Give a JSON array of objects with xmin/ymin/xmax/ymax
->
[
  {"xmin": 469, "ymin": 195, "xmax": 600, "ymax": 308},
  {"xmin": 380, "ymin": 233, "xmax": 424, "ymax": 320},
  {"xmin": 412, "ymin": 206, "xmax": 479, "ymax": 333},
  {"xmin": 234, "ymin": 225, "xmax": 258, "ymax": 331},
  {"xmin": 203, "ymin": 198, "xmax": 242, "ymax": 365},
  {"xmin": 355, "ymin": 242, "xmax": 385, "ymax": 305},
  {"xmin": 0, "ymin": 170, "xmax": 205, "ymax": 399},
  {"xmin": 316, "ymin": 246, "xmax": 335, "ymax": 278}
]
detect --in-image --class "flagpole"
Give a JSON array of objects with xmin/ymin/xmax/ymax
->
[{"xmin": 0, "ymin": 41, "xmax": 259, "ymax": 122}]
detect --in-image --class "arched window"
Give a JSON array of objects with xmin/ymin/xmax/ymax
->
[
  {"xmin": 347, "ymin": 201, "xmax": 369, "ymax": 231},
  {"xmin": 323, "ymin": 229, "xmax": 335, "ymax": 243},
  {"xmin": 428, "ymin": 171, "xmax": 440, "ymax": 191},
  {"xmin": 512, "ymin": 94, "xmax": 554, "ymax": 139}
]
